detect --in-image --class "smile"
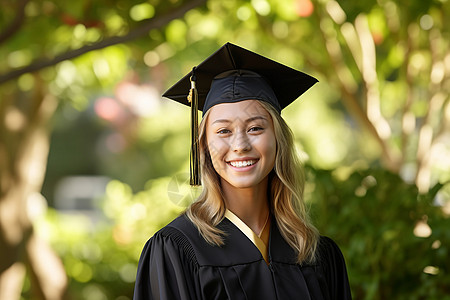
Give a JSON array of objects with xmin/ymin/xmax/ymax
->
[{"xmin": 228, "ymin": 160, "xmax": 258, "ymax": 168}]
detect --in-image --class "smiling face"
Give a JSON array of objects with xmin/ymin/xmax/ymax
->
[{"xmin": 205, "ymin": 100, "xmax": 277, "ymax": 190}]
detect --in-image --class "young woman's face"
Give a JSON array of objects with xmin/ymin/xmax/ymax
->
[{"xmin": 205, "ymin": 100, "xmax": 276, "ymax": 189}]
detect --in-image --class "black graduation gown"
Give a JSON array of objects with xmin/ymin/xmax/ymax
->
[{"xmin": 134, "ymin": 214, "xmax": 352, "ymax": 300}]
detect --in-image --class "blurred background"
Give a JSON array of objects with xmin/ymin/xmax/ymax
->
[{"xmin": 0, "ymin": 0, "xmax": 449, "ymax": 299}]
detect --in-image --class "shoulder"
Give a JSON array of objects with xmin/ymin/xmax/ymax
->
[
  {"xmin": 141, "ymin": 214, "xmax": 200, "ymax": 266},
  {"xmin": 150, "ymin": 213, "xmax": 202, "ymax": 242},
  {"xmin": 317, "ymin": 236, "xmax": 344, "ymax": 257},
  {"xmin": 145, "ymin": 214, "xmax": 221, "ymax": 265},
  {"xmin": 149, "ymin": 214, "xmax": 197, "ymax": 250},
  {"xmin": 164, "ymin": 213, "xmax": 213, "ymax": 250},
  {"xmin": 153, "ymin": 214, "xmax": 196, "ymax": 241},
  {"xmin": 316, "ymin": 236, "xmax": 347, "ymax": 269}
]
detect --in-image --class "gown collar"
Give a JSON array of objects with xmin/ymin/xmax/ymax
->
[{"xmin": 224, "ymin": 209, "xmax": 273, "ymax": 264}]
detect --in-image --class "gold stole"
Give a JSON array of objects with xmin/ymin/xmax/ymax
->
[{"xmin": 225, "ymin": 209, "xmax": 270, "ymax": 263}]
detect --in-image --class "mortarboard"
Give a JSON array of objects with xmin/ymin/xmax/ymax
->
[{"xmin": 162, "ymin": 42, "xmax": 318, "ymax": 185}]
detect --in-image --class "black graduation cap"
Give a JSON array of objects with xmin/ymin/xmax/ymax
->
[
  {"xmin": 163, "ymin": 42, "xmax": 318, "ymax": 114},
  {"xmin": 162, "ymin": 42, "xmax": 318, "ymax": 185}
]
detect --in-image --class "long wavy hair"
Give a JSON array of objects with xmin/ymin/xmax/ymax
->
[{"xmin": 185, "ymin": 100, "xmax": 319, "ymax": 264}]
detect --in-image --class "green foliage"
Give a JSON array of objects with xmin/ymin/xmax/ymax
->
[
  {"xmin": 307, "ymin": 166, "xmax": 450, "ymax": 299},
  {"xmin": 36, "ymin": 177, "xmax": 186, "ymax": 299}
]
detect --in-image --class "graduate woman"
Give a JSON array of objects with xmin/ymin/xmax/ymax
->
[{"xmin": 133, "ymin": 43, "xmax": 352, "ymax": 300}]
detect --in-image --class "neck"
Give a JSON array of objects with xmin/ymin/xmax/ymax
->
[{"xmin": 221, "ymin": 177, "xmax": 270, "ymax": 234}]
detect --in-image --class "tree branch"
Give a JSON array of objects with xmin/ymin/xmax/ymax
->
[
  {"xmin": 316, "ymin": 5, "xmax": 400, "ymax": 171},
  {"xmin": 0, "ymin": 0, "xmax": 30, "ymax": 46},
  {"xmin": 354, "ymin": 15, "xmax": 393, "ymax": 141},
  {"xmin": 0, "ymin": 0, "xmax": 207, "ymax": 85},
  {"xmin": 400, "ymin": 31, "xmax": 415, "ymax": 166},
  {"xmin": 415, "ymin": 29, "xmax": 448, "ymax": 192},
  {"xmin": 26, "ymin": 232, "xmax": 67, "ymax": 299}
]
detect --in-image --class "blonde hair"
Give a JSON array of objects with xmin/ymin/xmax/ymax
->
[{"xmin": 185, "ymin": 100, "xmax": 319, "ymax": 264}]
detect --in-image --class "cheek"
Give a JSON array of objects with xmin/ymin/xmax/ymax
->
[
  {"xmin": 267, "ymin": 144, "xmax": 277, "ymax": 165},
  {"xmin": 261, "ymin": 135, "xmax": 277, "ymax": 166},
  {"xmin": 207, "ymin": 138, "xmax": 229, "ymax": 164},
  {"xmin": 258, "ymin": 132, "xmax": 276, "ymax": 152}
]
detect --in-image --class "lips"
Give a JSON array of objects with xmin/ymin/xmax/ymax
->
[{"xmin": 227, "ymin": 159, "xmax": 259, "ymax": 168}]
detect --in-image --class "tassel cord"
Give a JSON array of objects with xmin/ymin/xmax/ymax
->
[{"xmin": 189, "ymin": 68, "xmax": 201, "ymax": 185}]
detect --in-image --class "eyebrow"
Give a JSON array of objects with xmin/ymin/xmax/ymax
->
[{"xmin": 211, "ymin": 115, "xmax": 268, "ymax": 125}]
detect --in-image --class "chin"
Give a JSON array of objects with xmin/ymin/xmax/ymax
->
[
  {"xmin": 228, "ymin": 182, "xmax": 253, "ymax": 189},
  {"xmin": 223, "ymin": 177, "xmax": 264, "ymax": 189}
]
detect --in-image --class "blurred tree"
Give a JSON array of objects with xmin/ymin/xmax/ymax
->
[
  {"xmin": 305, "ymin": 0, "xmax": 450, "ymax": 193},
  {"xmin": 0, "ymin": 0, "xmax": 205, "ymax": 299}
]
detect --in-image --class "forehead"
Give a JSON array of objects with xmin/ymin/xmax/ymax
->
[{"xmin": 207, "ymin": 100, "xmax": 270, "ymax": 122}]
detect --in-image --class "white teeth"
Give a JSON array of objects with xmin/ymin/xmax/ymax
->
[{"xmin": 229, "ymin": 160, "xmax": 256, "ymax": 167}]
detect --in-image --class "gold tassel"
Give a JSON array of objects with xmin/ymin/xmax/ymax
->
[{"xmin": 188, "ymin": 67, "xmax": 200, "ymax": 185}]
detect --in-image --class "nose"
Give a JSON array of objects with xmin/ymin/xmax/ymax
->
[{"xmin": 231, "ymin": 130, "xmax": 251, "ymax": 153}]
